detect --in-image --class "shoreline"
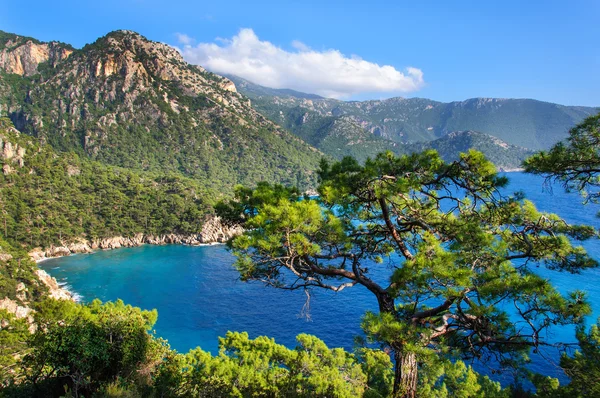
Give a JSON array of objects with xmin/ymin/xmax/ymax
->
[
  {"xmin": 31, "ymin": 216, "xmax": 242, "ymax": 301},
  {"xmin": 29, "ymin": 215, "xmax": 242, "ymax": 263},
  {"xmin": 37, "ymin": 240, "xmax": 231, "ymax": 303},
  {"xmin": 34, "ymin": 240, "xmax": 226, "ymax": 264},
  {"xmin": 35, "ymin": 240, "xmax": 233, "ymax": 303}
]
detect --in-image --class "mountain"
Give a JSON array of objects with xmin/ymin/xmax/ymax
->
[
  {"xmin": 226, "ymin": 76, "xmax": 534, "ymax": 168},
  {"xmin": 228, "ymin": 75, "xmax": 598, "ymax": 151},
  {"xmin": 0, "ymin": 30, "xmax": 322, "ymax": 193},
  {"xmin": 402, "ymin": 130, "xmax": 533, "ymax": 171},
  {"xmin": 0, "ymin": 31, "xmax": 74, "ymax": 76}
]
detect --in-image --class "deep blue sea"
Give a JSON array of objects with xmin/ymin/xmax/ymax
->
[{"xmin": 40, "ymin": 173, "xmax": 600, "ymax": 382}]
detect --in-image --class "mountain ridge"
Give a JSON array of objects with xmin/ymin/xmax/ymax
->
[
  {"xmin": 228, "ymin": 74, "xmax": 598, "ymax": 151},
  {"xmin": 0, "ymin": 30, "xmax": 323, "ymax": 193}
]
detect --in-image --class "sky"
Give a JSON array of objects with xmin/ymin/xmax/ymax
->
[{"xmin": 1, "ymin": 0, "xmax": 598, "ymax": 105}]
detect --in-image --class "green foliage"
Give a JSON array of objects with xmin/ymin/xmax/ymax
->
[
  {"xmin": 0, "ymin": 236, "xmax": 46, "ymax": 302},
  {"xmin": 220, "ymin": 149, "xmax": 597, "ymax": 395},
  {"xmin": 418, "ymin": 357, "xmax": 509, "ymax": 398},
  {"xmin": 23, "ymin": 299, "xmax": 162, "ymax": 397},
  {"xmin": 155, "ymin": 331, "xmax": 375, "ymax": 398},
  {"xmin": 524, "ymin": 113, "xmax": 600, "ymax": 397},
  {"xmin": 0, "ymin": 310, "xmax": 30, "ymax": 387},
  {"xmin": 2, "ymin": 295, "xmax": 394, "ymax": 398},
  {"xmin": 524, "ymin": 112, "xmax": 600, "ymax": 204},
  {"xmin": 557, "ymin": 318, "xmax": 600, "ymax": 397},
  {"xmin": 529, "ymin": 320, "xmax": 600, "ymax": 397},
  {"xmin": 0, "ymin": 118, "xmax": 215, "ymax": 248}
]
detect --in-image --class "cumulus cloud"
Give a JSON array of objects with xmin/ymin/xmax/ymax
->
[{"xmin": 175, "ymin": 29, "xmax": 424, "ymax": 99}]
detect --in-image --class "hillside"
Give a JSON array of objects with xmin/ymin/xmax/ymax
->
[
  {"xmin": 403, "ymin": 130, "xmax": 533, "ymax": 171},
  {"xmin": 229, "ymin": 75, "xmax": 598, "ymax": 151},
  {"xmin": 0, "ymin": 117, "xmax": 222, "ymax": 251},
  {"xmin": 0, "ymin": 30, "xmax": 322, "ymax": 192}
]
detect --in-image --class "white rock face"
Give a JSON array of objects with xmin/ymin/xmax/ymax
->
[
  {"xmin": 0, "ymin": 297, "xmax": 36, "ymax": 333},
  {"xmin": 0, "ymin": 133, "xmax": 26, "ymax": 174},
  {"xmin": 0, "ymin": 297, "xmax": 33, "ymax": 318},
  {"xmin": 35, "ymin": 269, "xmax": 73, "ymax": 300},
  {"xmin": 28, "ymin": 215, "xmax": 243, "ymax": 261}
]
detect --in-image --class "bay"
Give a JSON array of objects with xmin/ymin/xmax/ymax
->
[{"xmin": 40, "ymin": 173, "xmax": 600, "ymax": 381}]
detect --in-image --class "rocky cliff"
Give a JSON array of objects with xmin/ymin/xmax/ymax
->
[
  {"xmin": 0, "ymin": 32, "xmax": 73, "ymax": 76},
  {"xmin": 0, "ymin": 118, "xmax": 27, "ymax": 175},
  {"xmin": 28, "ymin": 215, "xmax": 243, "ymax": 262}
]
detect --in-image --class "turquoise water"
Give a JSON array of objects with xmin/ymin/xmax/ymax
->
[
  {"xmin": 41, "ymin": 244, "xmax": 377, "ymax": 354},
  {"xmin": 40, "ymin": 173, "xmax": 600, "ymax": 381}
]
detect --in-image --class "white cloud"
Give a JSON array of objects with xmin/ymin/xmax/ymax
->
[
  {"xmin": 175, "ymin": 33, "xmax": 194, "ymax": 46},
  {"xmin": 175, "ymin": 29, "xmax": 424, "ymax": 99}
]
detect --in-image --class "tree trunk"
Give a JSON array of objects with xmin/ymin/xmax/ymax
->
[
  {"xmin": 375, "ymin": 292, "xmax": 418, "ymax": 398},
  {"xmin": 393, "ymin": 349, "xmax": 418, "ymax": 398}
]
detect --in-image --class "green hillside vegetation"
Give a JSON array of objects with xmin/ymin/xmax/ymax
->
[
  {"xmin": 404, "ymin": 130, "xmax": 533, "ymax": 170},
  {"xmin": 238, "ymin": 100, "xmax": 532, "ymax": 169},
  {"xmin": 0, "ymin": 118, "xmax": 214, "ymax": 250},
  {"xmin": 0, "ymin": 31, "xmax": 321, "ymax": 192},
  {"xmin": 230, "ymin": 75, "xmax": 597, "ymax": 151},
  {"xmin": 271, "ymin": 110, "xmax": 401, "ymax": 163}
]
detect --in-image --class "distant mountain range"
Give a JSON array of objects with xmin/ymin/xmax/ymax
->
[
  {"xmin": 0, "ymin": 29, "xmax": 597, "ymax": 188},
  {"xmin": 228, "ymin": 75, "xmax": 597, "ymax": 168}
]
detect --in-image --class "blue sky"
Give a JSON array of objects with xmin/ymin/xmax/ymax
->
[{"xmin": 1, "ymin": 0, "xmax": 598, "ymax": 105}]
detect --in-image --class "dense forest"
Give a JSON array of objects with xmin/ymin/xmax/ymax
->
[{"xmin": 0, "ymin": 118, "xmax": 215, "ymax": 250}]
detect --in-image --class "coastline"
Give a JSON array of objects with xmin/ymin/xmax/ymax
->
[
  {"xmin": 37, "ymin": 241, "xmax": 229, "ymax": 302},
  {"xmin": 33, "ymin": 239, "xmax": 226, "ymax": 264},
  {"xmin": 29, "ymin": 215, "xmax": 242, "ymax": 263},
  {"xmin": 31, "ymin": 216, "xmax": 242, "ymax": 301}
]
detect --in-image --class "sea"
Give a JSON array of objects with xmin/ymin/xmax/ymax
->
[{"xmin": 40, "ymin": 173, "xmax": 600, "ymax": 384}]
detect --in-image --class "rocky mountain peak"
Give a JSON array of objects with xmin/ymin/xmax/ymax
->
[{"xmin": 69, "ymin": 30, "xmax": 238, "ymax": 102}]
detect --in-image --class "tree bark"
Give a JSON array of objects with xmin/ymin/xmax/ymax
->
[
  {"xmin": 393, "ymin": 349, "xmax": 418, "ymax": 398},
  {"xmin": 375, "ymin": 291, "xmax": 419, "ymax": 398}
]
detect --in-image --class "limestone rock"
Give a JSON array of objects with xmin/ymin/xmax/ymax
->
[
  {"xmin": 27, "ymin": 216, "xmax": 242, "ymax": 261},
  {"xmin": 28, "ymin": 248, "xmax": 46, "ymax": 262},
  {"xmin": 0, "ymin": 297, "xmax": 36, "ymax": 333},
  {"xmin": 200, "ymin": 215, "xmax": 243, "ymax": 243},
  {"xmin": 0, "ymin": 133, "xmax": 26, "ymax": 170},
  {"xmin": 0, "ymin": 40, "xmax": 72, "ymax": 76},
  {"xmin": 36, "ymin": 269, "xmax": 72, "ymax": 300},
  {"xmin": 15, "ymin": 282, "xmax": 27, "ymax": 302}
]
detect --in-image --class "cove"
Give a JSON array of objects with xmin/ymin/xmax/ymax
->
[
  {"xmin": 40, "ymin": 243, "xmax": 379, "ymax": 354},
  {"xmin": 40, "ymin": 173, "xmax": 600, "ymax": 380}
]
